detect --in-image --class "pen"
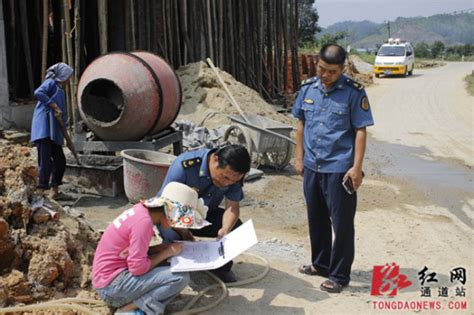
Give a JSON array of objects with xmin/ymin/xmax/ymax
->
[{"xmin": 219, "ymin": 241, "xmax": 225, "ymax": 259}]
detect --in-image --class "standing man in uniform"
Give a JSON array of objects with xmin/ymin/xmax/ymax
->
[
  {"xmin": 156, "ymin": 144, "xmax": 251, "ymax": 283},
  {"xmin": 292, "ymin": 44, "xmax": 374, "ymax": 293}
]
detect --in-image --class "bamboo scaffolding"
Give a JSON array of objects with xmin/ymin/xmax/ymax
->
[{"xmin": 5, "ymin": 0, "xmax": 301, "ymax": 102}]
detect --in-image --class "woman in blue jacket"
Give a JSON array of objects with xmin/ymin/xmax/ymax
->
[{"xmin": 30, "ymin": 63, "xmax": 73, "ymax": 198}]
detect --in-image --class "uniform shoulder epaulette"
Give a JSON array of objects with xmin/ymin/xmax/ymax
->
[
  {"xmin": 345, "ymin": 77, "xmax": 364, "ymax": 91},
  {"xmin": 300, "ymin": 77, "xmax": 318, "ymax": 86},
  {"xmin": 182, "ymin": 157, "xmax": 202, "ymax": 169}
]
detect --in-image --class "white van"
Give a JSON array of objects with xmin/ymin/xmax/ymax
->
[{"xmin": 373, "ymin": 38, "xmax": 415, "ymax": 77}]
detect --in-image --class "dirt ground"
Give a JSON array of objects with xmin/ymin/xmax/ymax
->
[
  {"xmin": 72, "ymin": 62, "xmax": 474, "ymax": 314},
  {"xmin": 1, "ymin": 62, "xmax": 472, "ymax": 314}
]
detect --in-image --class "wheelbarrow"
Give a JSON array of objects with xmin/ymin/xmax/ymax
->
[{"xmin": 223, "ymin": 115, "xmax": 294, "ymax": 169}]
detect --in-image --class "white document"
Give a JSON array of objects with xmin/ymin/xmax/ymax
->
[{"xmin": 170, "ymin": 219, "xmax": 258, "ymax": 272}]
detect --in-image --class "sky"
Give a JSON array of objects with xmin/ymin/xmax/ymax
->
[{"xmin": 315, "ymin": 0, "xmax": 474, "ymax": 27}]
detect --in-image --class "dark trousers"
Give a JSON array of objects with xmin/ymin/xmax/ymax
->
[
  {"xmin": 158, "ymin": 207, "xmax": 243, "ymax": 273},
  {"xmin": 303, "ymin": 168, "xmax": 357, "ymax": 286},
  {"xmin": 36, "ymin": 138, "xmax": 66, "ymax": 189}
]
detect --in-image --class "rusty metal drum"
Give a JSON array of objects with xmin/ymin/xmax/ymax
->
[{"xmin": 77, "ymin": 52, "xmax": 181, "ymax": 141}]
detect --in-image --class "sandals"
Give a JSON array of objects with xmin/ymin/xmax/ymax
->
[
  {"xmin": 298, "ymin": 265, "xmax": 328, "ymax": 277},
  {"xmin": 320, "ymin": 279, "xmax": 346, "ymax": 293}
]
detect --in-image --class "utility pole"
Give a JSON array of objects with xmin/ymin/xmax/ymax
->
[{"xmin": 387, "ymin": 21, "xmax": 391, "ymax": 38}]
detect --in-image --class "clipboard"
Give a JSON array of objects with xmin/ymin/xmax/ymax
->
[{"xmin": 170, "ymin": 220, "xmax": 257, "ymax": 272}]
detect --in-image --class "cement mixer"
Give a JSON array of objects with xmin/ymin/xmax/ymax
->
[{"xmin": 77, "ymin": 52, "xmax": 182, "ymax": 141}]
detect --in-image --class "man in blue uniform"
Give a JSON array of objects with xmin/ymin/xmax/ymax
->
[
  {"xmin": 292, "ymin": 44, "xmax": 374, "ymax": 293},
  {"xmin": 157, "ymin": 144, "xmax": 251, "ymax": 282}
]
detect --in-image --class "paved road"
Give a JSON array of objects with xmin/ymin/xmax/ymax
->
[{"xmin": 368, "ymin": 62, "xmax": 473, "ymax": 167}]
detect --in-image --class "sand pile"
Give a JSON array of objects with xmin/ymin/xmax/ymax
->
[
  {"xmin": 175, "ymin": 60, "xmax": 373, "ymax": 132},
  {"xmin": 0, "ymin": 143, "xmax": 100, "ymax": 307},
  {"xmin": 176, "ymin": 61, "xmax": 296, "ymax": 130}
]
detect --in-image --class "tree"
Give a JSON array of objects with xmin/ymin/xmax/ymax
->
[
  {"xmin": 431, "ymin": 41, "xmax": 445, "ymax": 58},
  {"xmin": 298, "ymin": 0, "xmax": 321, "ymax": 44},
  {"xmin": 414, "ymin": 42, "xmax": 430, "ymax": 58},
  {"xmin": 461, "ymin": 44, "xmax": 473, "ymax": 56},
  {"xmin": 318, "ymin": 32, "xmax": 347, "ymax": 47}
]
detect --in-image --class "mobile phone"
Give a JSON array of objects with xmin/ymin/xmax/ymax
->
[
  {"xmin": 342, "ymin": 171, "xmax": 365, "ymax": 194},
  {"xmin": 342, "ymin": 176, "xmax": 355, "ymax": 194}
]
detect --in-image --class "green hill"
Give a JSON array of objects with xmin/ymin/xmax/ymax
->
[{"xmin": 320, "ymin": 11, "xmax": 474, "ymax": 49}]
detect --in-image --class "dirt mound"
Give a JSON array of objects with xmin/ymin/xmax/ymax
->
[
  {"xmin": 0, "ymin": 144, "xmax": 100, "ymax": 307},
  {"xmin": 345, "ymin": 56, "xmax": 374, "ymax": 87},
  {"xmin": 176, "ymin": 62, "xmax": 295, "ymax": 130}
]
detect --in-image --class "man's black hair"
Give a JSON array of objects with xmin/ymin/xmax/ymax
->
[
  {"xmin": 320, "ymin": 44, "xmax": 347, "ymax": 65},
  {"xmin": 215, "ymin": 144, "xmax": 251, "ymax": 174}
]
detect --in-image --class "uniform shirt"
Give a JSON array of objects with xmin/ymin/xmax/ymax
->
[
  {"xmin": 30, "ymin": 78, "xmax": 67, "ymax": 145},
  {"xmin": 158, "ymin": 148, "xmax": 244, "ymax": 210},
  {"xmin": 92, "ymin": 203, "xmax": 154, "ymax": 289},
  {"xmin": 292, "ymin": 74, "xmax": 374, "ymax": 173}
]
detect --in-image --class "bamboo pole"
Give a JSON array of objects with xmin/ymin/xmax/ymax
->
[
  {"xmin": 8, "ymin": 0, "xmax": 17, "ymax": 97},
  {"xmin": 137, "ymin": 0, "xmax": 145, "ymax": 49},
  {"xmin": 161, "ymin": 0, "xmax": 168, "ymax": 60},
  {"xmin": 62, "ymin": 0, "xmax": 76, "ymax": 132},
  {"xmin": 130, "ymin": 0, "xmax": 136, "ymax": 50},
  {"xmin": 179, "ymin": 0, "xmax": 187, "ymax": 64},
  {"xmin": 218, "ymin": 0, "xmax": 223, "ymax": 67},
  {"xmin": 173, "ymin": 0, "xmax": 181, "ymax": 66},
  {"xmin": 61, "ymin": 19, "xmax": 72, "ymax": 128},
  {"xmin": 124, "ymin": 0, "xmax": 131, "ymax": 51},
  {"xmin": 19, "ymin": 0, "xmax": 34, "ymax": 96},
  {"xmin": 145, "ymin": 0, "xmax": 150, "ymax": 51},
  {"xmin": 74, "ymin": 0, "xmax": 81, "ymax": 131},
  {"xmin": 206, "ymin": 0, "xmax": 214, "ymax": 60},
  {"xmin": 97, "ymin": 0, "xmax": 108, "ymax": 54},
  {"xmin": 282, "ymin": 0, "xmax": 289, "ymax": 93},
  {"xmin": 41, "ymin": 0, "xmax": 48, "ymax": 80},
  {"xmin": 256, "ymin": 0, "xmax": 267, "ymax": 94}
]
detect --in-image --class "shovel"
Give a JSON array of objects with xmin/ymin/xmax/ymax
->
[{"xmin": 54, "ymin": 114, "xmax": 81, "ymax": 165}]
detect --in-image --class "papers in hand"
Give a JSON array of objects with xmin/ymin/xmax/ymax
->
[{"xmin": 170, "ymin": 219, "xmax": 258, "ymax": 272}]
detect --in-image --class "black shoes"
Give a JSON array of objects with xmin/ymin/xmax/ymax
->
[{"xmin": 211, "ymin": 270, "xmax": 237, "ymax": 283}]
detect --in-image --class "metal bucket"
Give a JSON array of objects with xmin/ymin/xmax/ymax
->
[{"xmin": 121, "ymin": 149, "xmax": 176, "ymax": 203}]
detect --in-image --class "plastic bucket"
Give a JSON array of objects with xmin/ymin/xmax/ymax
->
[{"xmin": 121, "ymin": 149, "xmax": 176, "ymax": 203}]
